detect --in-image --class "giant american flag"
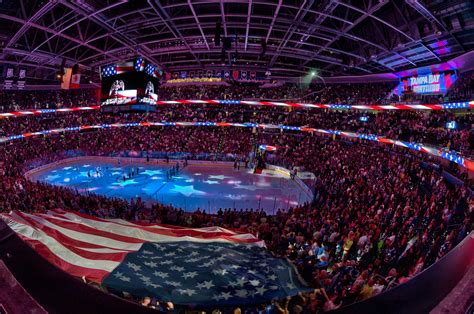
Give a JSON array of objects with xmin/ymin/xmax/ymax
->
[{"xmin": 0, "ymin": 209, "xmax": 310, "ymax": 306}]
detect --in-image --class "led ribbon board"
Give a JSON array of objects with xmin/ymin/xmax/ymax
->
[
  {"xmin": 1, "ymin": 100, "xmax": 473, "ymax": 118},
  {"xmin": 1, "ymin": 122, "xmax": 472, "ymax": 171}
]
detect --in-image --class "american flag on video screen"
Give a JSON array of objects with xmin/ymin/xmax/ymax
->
[
  {"xmin": 1, "ymin": 210, "xmax": 310, "ymax": 306},
  {"xmin": 101, "ymin": 65, "xmax": 117, "ymax": 77},
  {"xmin": 145, "ymin": 64, "xmax": 163, "ymax": 78},
  {"xmin": 101, "ymin": 62, "xmax": 134, "ymax": 77},
  {"xmin": 134, "ymin": 57, "xmax": 145, "ymax": 72},
  {"xmin": 145, "ymin": 64, "xmax": 156, "ymax": 76}
]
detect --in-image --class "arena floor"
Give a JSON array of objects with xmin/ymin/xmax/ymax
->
[{"xmin": 26, "ymin": 157, "xmax": 313, "ymax": 214}]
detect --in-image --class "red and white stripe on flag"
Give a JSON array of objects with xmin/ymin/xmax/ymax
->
[
  {"xmin": 116, "ymin": 61, "xmax": 134, "ymax": 74},
  {"xmin": 0, "ymin": 209, "xmax": 263, "ymax": 283}
]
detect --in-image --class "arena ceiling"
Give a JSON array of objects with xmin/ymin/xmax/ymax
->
[{"xmin": 1, "ymin": 0, "xmax": 473, "ymax": 83}]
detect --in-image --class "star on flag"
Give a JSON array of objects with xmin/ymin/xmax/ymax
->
[
  {"xmin": 197, "ymin": 280, "xmax": 215, "ymax": 289},
  {"xmin": 153, "ymin": 271, "xmax": 169, "ymax": 278}
]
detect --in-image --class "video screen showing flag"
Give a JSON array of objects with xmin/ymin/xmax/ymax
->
[{"xmin": 100, "ymin": 57, "xmax": 161, "ymax": 107}]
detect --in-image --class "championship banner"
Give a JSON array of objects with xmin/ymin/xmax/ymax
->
[
  {"xmin": 165, "ymin": 73, "xmax": 172, "ymax": 81},
  {"xmin": 215, "ymin": 71, "xmax": 222, "ymax": 78},
  {"xmin": 207, "ymin": 70, "xmax": 212, "ymax": 78},
  {"xmin": 4, "ymin": 67, "xmax": 15, "ymax": 90},
  {"xmin": 250, "ymin": 71, "xmax": 256, "ymax": 80},
  {"xmin": 17, "ymin": 68, "xmax": 27, "ymax": 90},
  {"xmin": 241, "ymin": 71, "xmax": 247, "ymax": 80},
  {"xmin": 180, "ymin": 71, "xmax": 187, "ymax": 79},
  {"xmin": 224, "ymin": 70, "xmax": 230, "ymax": 79},
  {"xmin": 189, "ymin": 71, "xmax": 195, "ymax": 79}
]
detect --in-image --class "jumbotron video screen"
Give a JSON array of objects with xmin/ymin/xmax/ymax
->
[{"xmin": 100, "ymin": 57, "xmax": 161, "ymax": 107}]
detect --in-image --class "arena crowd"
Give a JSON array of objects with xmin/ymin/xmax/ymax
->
[
  {"xmin": 0, "ymin": 102, "xmax": 472, "ymax": 156},
  {"xmin": 0, "ymin": 77, "xmax": 473, "ymax": 312},
  {"xmin": 0, "ymin": 125, "xmax": 472, "ymax": 312}
]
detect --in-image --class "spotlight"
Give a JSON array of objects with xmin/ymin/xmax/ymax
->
[{"xmin": 311, "ymin": 71, "xmax": 316, "ymax": 76}]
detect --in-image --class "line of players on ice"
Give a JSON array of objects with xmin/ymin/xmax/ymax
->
[
  {"xmin": 76, "ymin": 158, "xmax": 190, "ymax": 183},
  {"xmin": 82, "ymin": 165, "xmax": 142, "ymax": 182}
]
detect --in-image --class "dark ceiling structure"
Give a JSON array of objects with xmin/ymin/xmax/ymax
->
[{"xmin": 1, "ymin": 0, "xmax": 473, "ymax": 83}]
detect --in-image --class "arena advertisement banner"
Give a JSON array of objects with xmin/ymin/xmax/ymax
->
[
  {"xmin": 398, "ymin": 71, "xmax": 457, "ymax": 95},
  {"xmin": 158, "ymin": 69, "xmax": 284, "ymax": 83}
]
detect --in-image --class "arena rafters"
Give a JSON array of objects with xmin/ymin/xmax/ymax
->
[{"xmin": 1, "ymin": 0, "xmax": 473, "ymax": 83}]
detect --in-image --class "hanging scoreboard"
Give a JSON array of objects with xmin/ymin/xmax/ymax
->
[{"xmin": 100, "ymin": 57, "xmax": 162, "ymax": 112}]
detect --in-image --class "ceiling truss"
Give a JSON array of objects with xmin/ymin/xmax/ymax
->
[{"xmin": 0, "ymin": 0, "xmax": 471, "ymax": 82}]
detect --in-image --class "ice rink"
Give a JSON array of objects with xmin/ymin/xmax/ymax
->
[{"xmin": 27, "ymin": 157, "xmax": 313, "ymax": 214}]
